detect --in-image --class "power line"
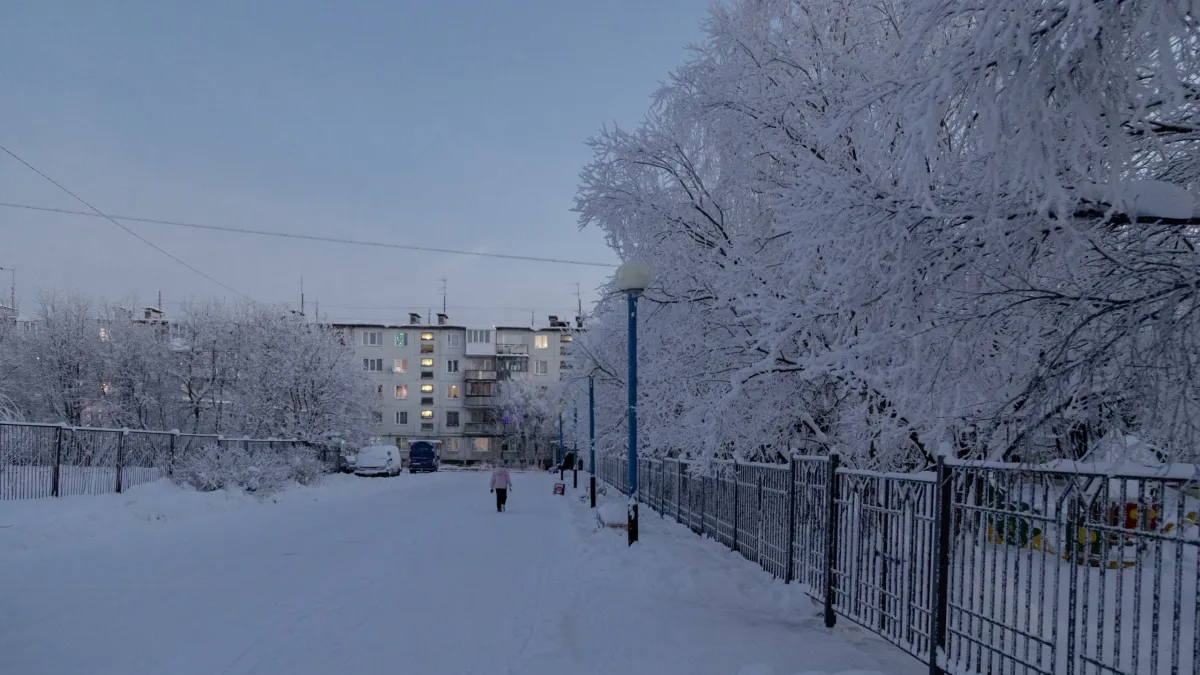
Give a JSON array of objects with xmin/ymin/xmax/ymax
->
[
  {"xmin": 0, "ymin": 201, "xmax": 619, "ymax": 268},
  {"xmin": 0, "ymin": 146, "xmax": 252, "ymax": 301}
]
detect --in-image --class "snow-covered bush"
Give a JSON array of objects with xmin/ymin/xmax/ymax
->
[{"xmin": 175, "ymin": 443, "xmax": 300, "ymax": 495}]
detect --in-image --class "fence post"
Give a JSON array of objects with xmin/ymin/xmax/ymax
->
[
  {"xmin": 52, "ymin": 424, "xmax": 65, "ymax": 497},
  {"xmin": 168, "ymin": 432, "xmax": 178, "ymax": 477},
  {"xmin": 732, "ymin": 461, "xmax": 739, "ymax": 553},
  {"xmin": 929, "ymin": 453, "xmax": 953, "ymax": 675},
  {"xmin": 676, "ymin": 461, "xmax": 682, "ymax": 523},
  {"xmin": 823, "ymin": 452, "xmax": 841, "ymax": 628},
  {"xmin": 115, "ymin": 429, "xmax": 127, "ymax": 494},
  {"xmin": 757, "ymin": 471, "xmax": 765, "ymax": 564},
  {"xmin": 785, "ymin": 457, "xmax": 797, "ymax": 584},
  {"xmin": 700, "ymin": 473, "xmax": 707, "ymax": 538}
]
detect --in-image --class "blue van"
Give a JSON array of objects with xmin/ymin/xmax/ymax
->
[{"xmin": 408, "ymin": 440, "xmax": 441, "ymax": 473}]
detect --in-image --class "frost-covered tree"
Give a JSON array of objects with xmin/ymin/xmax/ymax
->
[{"xmin": 573, "ymin": 0, "xmax": 1200, "ymax": 469}]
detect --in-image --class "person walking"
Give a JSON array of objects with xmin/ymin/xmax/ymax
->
[{"xmin": 490, "ymin": 464, "xmax": 512, "ymax": 512}]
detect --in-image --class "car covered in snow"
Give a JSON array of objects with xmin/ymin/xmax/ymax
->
[{"xmin": 353, "ymin": 445, "xmax": 402, "ymax": 477}]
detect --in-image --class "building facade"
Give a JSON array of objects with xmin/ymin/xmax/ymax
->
[{"xmin": 334, "ymin": 313, "xmax": 577, "ymax": 465}]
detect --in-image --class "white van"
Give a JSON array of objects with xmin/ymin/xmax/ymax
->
[{"xmin": 354, "ymin": 445, "xmax": 402, "ymax": 477}]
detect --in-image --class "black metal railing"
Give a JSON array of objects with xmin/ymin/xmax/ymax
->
[
  {"xmin": 597, "ymin": 454, "xmax": 1199, "ymax": 675},
  {"xmin": 1, "ymin": 421, "xmax": 330, "ymax": 500}
]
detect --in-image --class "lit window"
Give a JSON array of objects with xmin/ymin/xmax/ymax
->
[
  {"xmin": 393, "ymin": 359, "xmax": 407, "ymax": 374},
  {"xmin": 395, "ymin": 333, "xmax": 407, "ymax": 347},
  {"xmin": 395, "ymin": 385, "xmax": 408, "ymax": 399},
  {"xmin": 396, "ymin": 411, "xmax": 408, "ymax": 425},
  {"xmin": 420, "ymin": 384, "xmax": 435, "ymax": 394},
  {"xmin": 472, "ymin": 437, "xmax": 489, "ymax": 452},
  {"xmin": 100, "ymin": 381, "xmax": 111, "ymax": 394},
  {"xmin": 99, "ymin": 327, "xmax": 111, "ymax": 341},
  {"xmin": 421, "ymin": 332, "xmax": 435, "ymax": 341},
  {"xmin": 420, "ymin": 410, "xmax": 434, "ymax": 419},
  {"xmin": 560, "ymin": 335, "xmax": 573, "ymax": 342},
  {"xmin": 446, "ymin": 385, "xmax": 460, "ymax": 399},
  {"xmin": 362, "ymin": 331, "xmax": 382, "ymax": 346},
  {"xmin": 445, "ymin": 437, "xmax": 459, "ymax": 451},
  {"xmin": 535, "ymin": 335, "xmax": 548, "ymax": 349},
  {"xmin": 420, "ymin": 357, "xmax": 434, "ymax": 368},
  {"xmin": 447, "ymin": 333, "xmax": 461, "ymax": 347},
  {"xmin": 534, "ymin": 360, "xmax": 548, "ymax": 375}
]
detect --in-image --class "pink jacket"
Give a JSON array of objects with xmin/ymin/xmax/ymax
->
[{"xmin": 490, "ymin": 467, "xmax": 512, "ymax": 490}]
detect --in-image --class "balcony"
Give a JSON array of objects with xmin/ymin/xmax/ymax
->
[
  {"xmin": 464, "ymin": 370, "xmax": 497, "ymax": 381},
  {"xmin": 496, "ymin": 343, "xmax": 529, "ymax": 356},
  {"xmin": 464, "ymin": 422, "xmax": 499, "ymax": 436},
  {"xmin": 464, "ymin": 395, "xmax": 497, "ymax": 408}
]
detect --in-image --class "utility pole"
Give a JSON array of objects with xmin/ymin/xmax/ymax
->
[
  {"xmin": 0, "ymin": 266, "xmax": 14, "ymax": 310},
  {"xmin": 575, "ymin": 282, "xmax": 582, "ymax": 318},
  {"xmin": 300, "ymin": 276, "xmax": 305, "ymax": 316},
  {"xmin": 439, "ymin": 278, "xmax": 447, "ymax": 314},
  {"xmin": 157, "ymin": 290, "xmax": 163, "ymax": 311}
]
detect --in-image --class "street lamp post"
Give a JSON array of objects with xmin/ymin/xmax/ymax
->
[
  {"xmin": 587, "ymin": 361, "xmax": 597, "ymax": 508},
  {"xmin": 572, "ymin": 404, "xmax": 578, "ymax": 489},
  {"xmin": 558, "ymin": 411, "xmax": 564, "ymax": 480},
  {"xmin": 614, "ymin": 261, "xmax": 651, "ymax": 546}
]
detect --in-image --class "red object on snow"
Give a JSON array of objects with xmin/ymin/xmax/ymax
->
[{"xmin": 553, "ymin": 483, "xmax": 566, "ymax": 495}]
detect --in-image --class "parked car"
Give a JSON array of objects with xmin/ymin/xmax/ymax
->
[
  {"xmin": 408, "ymin": 440, "xmax": 441, "ymax": 473},
  {"xmin": 339, "ymin": 451, "xmax": 358, "ymax": 474},
  {"xmin": 354, "ymin": 445, "xmax": 401, "ymax": 477}
]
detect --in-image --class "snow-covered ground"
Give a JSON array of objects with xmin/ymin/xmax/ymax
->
[{"xmin": 0, "ymin": 472, "xmax": 920, "ymax": 675}]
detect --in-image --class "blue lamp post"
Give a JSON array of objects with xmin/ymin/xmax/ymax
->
[
  {"xmin": 587, "ymin": 360, "xmax": 597, "ymax": 508},
  {"xmin": 614, "ymin": 261, "xmax": 651, "ymax": 545}
]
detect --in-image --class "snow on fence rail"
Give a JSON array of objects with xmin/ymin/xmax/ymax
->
[
  {"xmin": 598, "ymin": 454, "xmax": 1200, "ymax": 675},
  {"xmin": 0, "ymin": 421, "xmax": 332, "ymax": 500}
]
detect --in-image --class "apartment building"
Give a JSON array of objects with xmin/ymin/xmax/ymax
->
[{"xmin": 334, "ymin": 312, "xmax": 578, "ymax": 465}]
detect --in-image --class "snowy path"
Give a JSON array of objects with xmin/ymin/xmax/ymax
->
[{"xmin": 1, "ymin": 472, "xmax": 919, "ymax": 675}]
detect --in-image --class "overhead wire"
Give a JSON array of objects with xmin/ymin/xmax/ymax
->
[
  {"xmin": 0, "ymin": 201, "xmax": 619, "ymax": 268},
  {"xmin": 0, "ymin": 145, "xmax": 253, "ymax": 301}
]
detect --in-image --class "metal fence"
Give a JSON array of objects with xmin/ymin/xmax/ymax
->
[
  {"xmin": 0, "ymin": 421, "xmax": 331, "ymax": 500},
  {"xmin": 598, "ymin": 454, "xmax": 1200, "ymax": 675}
]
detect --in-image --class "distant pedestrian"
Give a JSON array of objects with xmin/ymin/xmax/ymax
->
[{"xmin": 490, "ymin": 465, "xmax": 512, "ymax": 512}]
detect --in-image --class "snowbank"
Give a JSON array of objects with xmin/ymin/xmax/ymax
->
[{"xmin": 0, "ymin": 473, "xmax": 400, "ymax": 556}]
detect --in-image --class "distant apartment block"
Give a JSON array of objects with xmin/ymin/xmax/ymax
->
[{"xmin": 332, "ymin": 312, "xmax": 579, "ymax": 465}]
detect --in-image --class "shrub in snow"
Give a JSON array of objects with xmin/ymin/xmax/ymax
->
[{"xmin": 175, "ymin": 443, "xmax": 317, "ymax": 495}]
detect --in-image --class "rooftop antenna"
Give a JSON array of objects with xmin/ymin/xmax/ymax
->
[
  {"xmin": 439, "ymin": 278, "xmax": 447, "ymax": 315},
  {"xmin": 300, "ymin": 276, "xmax": 305, "ymax": 316},
  {"xmin": 314, "ymin": 299, "xmax": 319, "ymax": 324},
  {"xmin": 574, "ymin": 282, "xmax": 582, "ymax": 318},
  {"xmin": 157, "ymin": 290, "xmax": 163, "ymax": 312}
]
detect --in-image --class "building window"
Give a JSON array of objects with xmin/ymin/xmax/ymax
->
[
  {"xmin": 371, "ymin": 411, "xmax": 383, "ymax": 424},
  {"xmin": 535, "ymin": 334, "xmax": 549, "ymax": 349},
  {"xmin": 396, "ymin": 411, "xmax": 408, "ymax": 425},
  {"xmin": 421, "ymin": 397, "xmax": 434, "ymax": 405},
  {"xmin": 421, "ymin": 423, "xmax": 435, "ymax": 431},
  {"xmin": 467, "ymin": 357, "xmax": 495, "ymax": 370},
  {"xmin": 467, "ymin": 381, "xmax": 493, "ymax": 396},
  {"xmin": 395, "ymin": 385, "xmax": 408, "ymax": 399},
  {"xmin": 99, "ymin": 327, "xmax": 111, "ymax": 341},
  {"xmin": 362, "ymin": 331, "xmax": 383, "ymax": 347},
  {"xmin": 472, "ymin": 437, "xmax": 489, "ymax": 452},
  {"xmin": 445, "ymin": 437, "xmax": 459, "ymax": 451},
  {"xmin": 446, "ymin": 411, "xmax": 460, "ymax": 427},
  {"xmin": 446, "ymin": 384, "xmax": 460, "ymax": 399},
  {"xmin": 420, "ymin": 344, "xmax": 435, "ymax": 354},
  {"xmin": 421, "ymin": 332, "xmax": 435, "ymax": 342},
  {"xmin": 363, "ymin": 358, "xmax": 384, "ymax": 372},
  {"xmin": 377, "ymin": 384, "xmax": 384, "ymax": 396},
  {"xmin": 421, "ymin": 371, "xmax": 434, "ymax": 379},
  {"xmin": 420, "ymin": 409, "xmax": 434, "ymax": 420},
  {"xmin": 447, "ymin": 333, "xmax": 461, "ymax": 347},
  {"xmin": 420, "ymin": 357, "xmax": 434, "ymax": 368},
  {"xmin": 393, "ymin": 359, "xmax": 407, "ymax": 374},
  {"xmin": 420, "ymin": 384, "xmax": 435, "ymax": 394},
  {"xmin": 395, "ymin": 332, "xmax": 407, "ymax": 347},
  {"xmin": 560, "ymin": 334, "xmax": 573, "ymax": 343},
  {"xmin": 467, "ymin": 329, "xmax": 491, "ymax": 344},
  {"xmin": 534, "ymin": 360, "xmax": 548, "ymax": 375},
  {"xmin": 446, "ymin": 359, "xmax": 459, "ymax": 373}
]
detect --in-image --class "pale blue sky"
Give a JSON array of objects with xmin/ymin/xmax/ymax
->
[{"xmin": 1, "ymin": 0, "xmax": 709, "ymax": 325}]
